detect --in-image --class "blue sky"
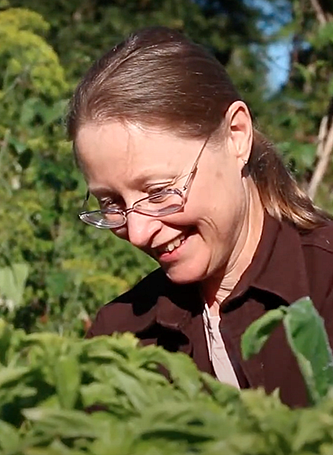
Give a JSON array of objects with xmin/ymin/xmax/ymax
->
[
  {"xmin": 267, "ymin": 39, "xmax": 291, "ymax": 91},
  {"xmin": 246, "ymin": 0, "xmax": 292, "ymax": 92}
]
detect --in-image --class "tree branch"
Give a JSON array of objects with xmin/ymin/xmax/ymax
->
[
  {"xmin": 307, "ymin": 117, "xmax": 333, "ymax": 199},
  {"xmin": 310, "ymin": 0, "xmax": 328, "ymax": 25},
  {"xmin": 306, "ymin": 0, "xmax": 333, "ymax": 199}
]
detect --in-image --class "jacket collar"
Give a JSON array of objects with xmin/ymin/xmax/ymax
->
[
  {"xmin": 219, "ymin": 213, "xmax": 311, "ymax": 388},
  {"xmin": 127, "ymin": 269, "xmax": 202, "ymax": 334},
  {"xmin": 222, "ymin": 213, "xmax": 310, "ymax": 312}
]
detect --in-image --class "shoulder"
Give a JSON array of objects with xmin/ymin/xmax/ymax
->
[
  {"xmin": 298, "ymin": 220, "xmax": 333, "ymax": 309},
  {"xmin": 85, "ymin": 268, "xmax": 168, "ymax": 338},
  {"xmin": 300, "ymin": 220, "xmax": 333, "ymax": 254}
]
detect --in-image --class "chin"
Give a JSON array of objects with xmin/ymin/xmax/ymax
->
[{"xmin": 163, "ymin": 263, "xmax": 208, "ymax": 285}]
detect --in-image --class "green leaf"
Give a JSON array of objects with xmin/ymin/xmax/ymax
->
[
  {"xmin": 0, "ymin": 365, "xmax": 30, "ymax": 388},
  {"xmin": 0, "ymin": 262, "xmax": 29, "ymax": 309},
  {"xmin": 155, "ymin": 350, "xmax": 203, "ymax": 398},
  {"xmin": 241, "ymin": 307, "xmax": 286, "ymax": 360},
  {"xmin": 0, "ymin": 366, "xmax": 35, "ymax": 408},
  {"xmin": 40, "ymin": 99, "xmax": 68, "ymax": 125},
  {"xmin": 283, "ymin": 298, "xmax": 333, "ymax": 405},
  {"xmin": 19, "ymin": 97, "xmax": 41, "ymax": 126},
  {"xmin": 24, "ymin": 441, "xmax": 87, "ymax": 455},
  {"xmin": 328, "ymin": 77, "xmax": 333, "ymax": 97},
  {"xmin": 23, "ymin": 408, "xmax": 101, "ymax": 439},
  {"xmin": 242, "ymin": 298, "xmax": 333, "ymax": 405},
  {"xmin": 291, "ymin": 407, "xmax": 333, "ymax": 451},
  {"xmin": 54, "ymin": 354, "xmax": 81, "ymax": 409},
  {"xmin": 0, "ymin": 420, "xmax": 21, "ymax": 452},
  {"xmin": 45, "ymin": 271, "xmax": 70, "ymax": 299},
  {"xmin": 200, "ymin": 373, "xmax": 241, "ymax": 407},
  {"xmin": 0, "ymin": 319, "xmax": 13, "ymax": 364},
  {"xmin": 8, "ymin": 136, "xmax": 27, "ymax": 155},
  {"xmin": 312, "ymin": 22, "xmax": 333, "ymax": 48}
]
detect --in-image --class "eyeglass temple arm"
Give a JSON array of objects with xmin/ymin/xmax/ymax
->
[
  {"xmin": 81, "ymin": 190, "xmax": 90, "ymax": 211},
  {"xmin": 183, "ymin": 136, "xmax": 210, "ymax": 191},
  {"xmin": 81, "ymin": 136, "xmax": 210, "ymax": 206}
]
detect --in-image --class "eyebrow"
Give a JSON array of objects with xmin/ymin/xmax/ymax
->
[
  {"xmin": 90, "ymin": 169, "xmax": 177, "ymax": 194},
  {"xmin": 89, "ymin": 174, "xmax": 176, "ymax": 196},
  {"xmin": 88, "ymin": 187, "xmax": 118, "ymax": 199},
  {"xmin": 128, "ymin": 168, "xmax": 177, "ymax": 186}
]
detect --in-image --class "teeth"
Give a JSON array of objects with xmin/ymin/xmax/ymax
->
[
  {"xmin": 160, "ymin": 234, "xmax": 185, "ymax": 254},
  {"xmin": 166, "ymin": 244, "xmax": 175, "ymax": 253},
  {"xmin": 174, "ymin": 238, "xmax": 181, "ymax": 248}
]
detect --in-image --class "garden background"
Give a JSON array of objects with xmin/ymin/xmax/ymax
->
[{"xmin": 1, "ymin": 0, "xmax": 333, "ymax": 335}]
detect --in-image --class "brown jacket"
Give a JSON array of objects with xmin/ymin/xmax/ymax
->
[{"xmin": 86, "ymin": 214, "xmax": 333, "ymax": 408}]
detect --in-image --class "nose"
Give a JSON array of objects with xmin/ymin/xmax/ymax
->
[{"xmin": 126, "ymin": 211, "xmax": 162, "ymax": 249}]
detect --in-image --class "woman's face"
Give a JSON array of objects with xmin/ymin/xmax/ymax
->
[{"xmin": 76, "ymin": 103, "xmax": 253, "ymax": 284}]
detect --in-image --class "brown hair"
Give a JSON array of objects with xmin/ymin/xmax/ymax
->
[{"xmin": 67, "ymin": 26, "xmax": 329, "ymax": 230}]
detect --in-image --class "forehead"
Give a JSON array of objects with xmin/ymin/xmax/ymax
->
[{"xmin": 75, "ymin": 122, "xmax": 198, "ymax": 189}]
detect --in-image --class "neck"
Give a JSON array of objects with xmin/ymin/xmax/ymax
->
[{"xmin": 202, "ymin": 178, "xmax": 264, "ymax": 316}]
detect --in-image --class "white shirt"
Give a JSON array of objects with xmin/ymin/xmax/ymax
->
[{"xmin": 203, "ymin": 303, "xmax": 240, "ymax": 388}]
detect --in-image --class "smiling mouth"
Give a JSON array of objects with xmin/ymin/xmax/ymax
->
[
  {"xmin": 155, "ymin": 233, "xmax": 186, "ymax": 255},
  {"xmin": 153, "ymin": 227, "xmax": 198, "ymax": 256}
]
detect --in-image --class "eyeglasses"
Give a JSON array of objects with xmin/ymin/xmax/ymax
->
[{"xmin": 79, "ymin": 136, "xmax": 210, "ymax": 229}]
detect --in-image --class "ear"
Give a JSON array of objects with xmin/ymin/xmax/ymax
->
[{"xmin": 224, "ymin": 101, "xmax": 253, "ymax": 168}]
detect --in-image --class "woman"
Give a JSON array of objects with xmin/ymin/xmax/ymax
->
[{"xmin": 67, "ymin": 26, "xmax": 333, "ymax": 407}]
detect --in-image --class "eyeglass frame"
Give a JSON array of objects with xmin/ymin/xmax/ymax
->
[{"xmin": 78, "ymin": 135, "xmax": 211, "ymax": 229}]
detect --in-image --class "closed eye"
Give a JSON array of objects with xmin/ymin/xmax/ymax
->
[
  {"xmin": 148, "ymin": 186, "xmax": 169, "ymax": 195},
  {"xmin": 99, "ymin": 198, "xmax": 122, "ymax": 210},
  {"xmin": 148, "ymin": 190, "xmax": 171, "ymax": 203}
]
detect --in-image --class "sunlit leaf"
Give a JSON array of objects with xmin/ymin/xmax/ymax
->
[
  {"xmin": 23, "ymin": 407, "xmax": 101, "ymax": 439},
  {"xmin": 283, "ymin": 298, "xmax": 333, "ymax": 405},
  {"xmin": 0, "ymin": 262, "xmax": 29, "ymax": 309},
  {"xmin": 241, "ymin": 307, "xmax": 286, "ymax": 360},
  {"xmin": 54, "ymin": 355, "xmax": 81, "ymax": 409},
  {"xmin": 0, "ymin": 420, "xmax": 21, "ymax": 452}
]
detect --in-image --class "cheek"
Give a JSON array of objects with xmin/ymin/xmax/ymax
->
[{"xmin": 197, "ymin": 182, "xmax": 246, "ymax": 238}]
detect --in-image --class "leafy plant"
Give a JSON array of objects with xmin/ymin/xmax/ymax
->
[
  {"xmin": 0, "ymin": 262, "xmax": 29, "ymax": 311},
  {"xmin": 0, "ymin": 313, "xmax": 333, "ymax": 454},
  {"xmin": 242, "ymin": 297, "xmax": 333, "ymax": 405}
]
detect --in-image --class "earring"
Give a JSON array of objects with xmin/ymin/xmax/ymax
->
[{"xmin": 241, "ymin": 158, "xmax": 249, "ymax": 177}]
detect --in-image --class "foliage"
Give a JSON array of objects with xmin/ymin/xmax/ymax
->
[
  {"xmin": 0, "ymin": 2, "xmax": 268, "ymax": 334},
  {"xmin": 0, "ymin": 316, "xmax": 332, "ymax": 454},
  {"xmin": 0, "ymin": 1, "xmax": 333, "ymax": 334},
  {"xmin": 0, "ymin": 263, "xmax": 29, "ymax": 311},
  {"xmin": 0, "ymin": 8, "xmax": 67, "ymax": 99},
  {"xmin": 0, "ymin": 7, "xmax": 156, "ymax": 335},
  {"xmin": 1, "ymin": 4, "xmax": 333, "ymax": 452},
  {"xmin": 262, "ymin": 0, "xmax": 333, "ymax": 205},
  {"xmin": 242, "ymin": 297, "xmax": 333, "ymax": 405}
]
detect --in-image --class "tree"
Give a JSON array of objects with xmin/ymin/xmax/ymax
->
[
  {"xmin": 0, "ymin": 1, "xmax": 272, "ymax": 334},
  {"xmin": 2, "ymin": 0, "xmax": 333, "ymax": 335},
  {"xmin": 0, "ymin": 7, "xmax": 156, "ymax": 334},
  {"xmin": 261, "ymin": 0, "xmax": 333, "ymax": 209}
]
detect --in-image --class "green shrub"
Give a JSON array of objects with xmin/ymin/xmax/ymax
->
[{"xmin": 1, "ymin": 305, "xmax": 333, "ymax": 455}]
